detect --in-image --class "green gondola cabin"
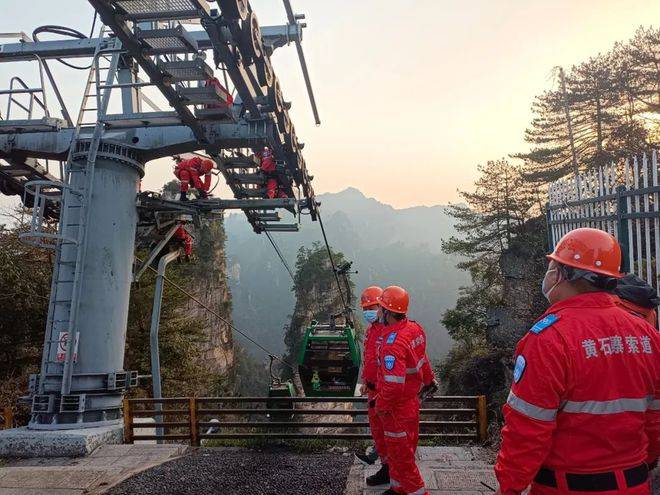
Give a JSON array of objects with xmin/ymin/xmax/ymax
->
[
  {"xmin": 266, "ymin": 381, "xmax": 295, "ymax": 421},
  {"xmin": 297, "ymin": 319, "xmax": 361, "ymax": 397}
]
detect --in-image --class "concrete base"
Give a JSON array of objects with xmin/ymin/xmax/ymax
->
[{"xmin": 0, "ymin": 424, "xmax": 123, "ymax": 458}]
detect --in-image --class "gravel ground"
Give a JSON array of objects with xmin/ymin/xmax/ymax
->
[{"xmin": 106, "ymin": 446, "xmax": 354, "ymax": 495}]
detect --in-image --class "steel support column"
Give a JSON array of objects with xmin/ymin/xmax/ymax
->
[{"xmin": 29, "ymin": 144, "xmax": 143, "ymax": 429}]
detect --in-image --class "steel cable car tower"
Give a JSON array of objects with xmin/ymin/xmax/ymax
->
[{"xmin": 0, "ymin": 0, "xmax": 319, "ymax": 430}]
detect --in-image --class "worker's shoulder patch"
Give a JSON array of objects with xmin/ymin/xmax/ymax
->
[
  {"xmin": 529, "ymin": 314, "xmax": 560, "ymax": 334},
  {"xmin": 384, "ymin": 355, "xmax": 395, "ymax": 370},
  {"xmin": 385, "ymin": 332, "xmax": 397, "ymax": 345},
  {"xmin": 513, "ymin": 354, "xmax": 526, "ymax": 383}
]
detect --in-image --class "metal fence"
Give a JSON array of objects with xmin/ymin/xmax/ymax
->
[
  {"xmin": 547, "ymin": 150, "xmax": 660, "ymax": 286},
  {"xmin": 123, "ymin": 396, "xmax": 488, "ymax": 446}
]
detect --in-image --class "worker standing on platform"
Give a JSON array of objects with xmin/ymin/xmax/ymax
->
[
  {"xmin": 375, "ymin": 286, "xmax": 436, "ymax": 495},
  {"xmin": 257, "ymin": 147, "xmax": 288, "ymax": 199},
  {"xmin": 355, "ymin": 286, "xmax": 390, "ymax": 482},
  {"xmin": 494, "ymin": 228, "xmax": 660, "ymax": 495},
  {"xmin": 173, "ymin": 155, "xmax": 214, "ymax": 201}
]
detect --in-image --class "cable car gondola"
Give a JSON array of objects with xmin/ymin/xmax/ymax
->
[
  {"xmin": 297, "ymin": 315, "xmax": 361, "ymax": 397},
  {"xmin": 266, "ymin": 355, "xmax": 295, "ymax": 421}
]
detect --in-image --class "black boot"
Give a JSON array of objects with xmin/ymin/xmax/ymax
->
[
  {"xmin": 366, "ymin": 463, "xmax": 389, "ymax": 486},
  {"xmin": 179, "ymin": 192, "xmax": 188, "ymax": 202},
  {"xmin": 197, "ymin": 190, "xmax": 208, "ymax": 199},
  {"xmin": 355, "ymin": 449, "xmax": 378, "ymax": 465},
  {"xmin": 380, "ymin": 490, "xmax": 399, "ymax": 495}
]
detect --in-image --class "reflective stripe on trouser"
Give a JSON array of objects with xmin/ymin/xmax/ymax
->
[
  {"xmin": 177, "ymin": 169, "xmax": 203, "ymax": 192},
  {"xmin": 367, "ymin": 405, "xmax": 388, "ymax": 464},
  {"xmin": 381, "ymin": 410, "xmax": 425, "ymax": 495},
  {"xmin": 529, "ymin": 473, "xmax": 650, "ymax": 495}
]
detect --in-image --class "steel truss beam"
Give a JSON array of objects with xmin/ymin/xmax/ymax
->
[
  {"xmin": 0, "ymin": 26, "xmax": 300, "ymax": 63},
  {"xmin": 0, "ymin": 120, "xmax": 275, "ymax": 160}
]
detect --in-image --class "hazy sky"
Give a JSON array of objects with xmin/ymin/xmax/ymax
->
[{"xmin": 0, "ymin": 0, "xmax": 658, "ymax": 208}]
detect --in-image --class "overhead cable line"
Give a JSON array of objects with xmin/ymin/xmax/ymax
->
[
  {"xmin": 136, "ymin": 256, "xmax": 296, "ymax": 371},
  {"xmin": 317, "ymin": 211, "xmax": 348, "ymax": 312},
  {"xmin": 264, "ymin": 230, "xmax": 295, "ymax": 282}
]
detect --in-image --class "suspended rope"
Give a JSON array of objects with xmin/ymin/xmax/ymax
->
[
  {"xmin": 137, "ymin": 257, "xmax": 296, "ymax": 370},
  {"xmin": 264, "ymin": 230, "xmax": 295, "ymax": 282},
  {"xmin": 317, "ymin": 211, "xmax": 348, "ymax": 313}
]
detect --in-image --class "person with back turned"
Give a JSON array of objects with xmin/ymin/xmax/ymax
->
[
  {"xmin": 494, "ymin": 227, "xmax": 660, "ymax": 494},
  {"xmin": 375, "ymin": 285, "xmax": 437, "ymax": 495}
]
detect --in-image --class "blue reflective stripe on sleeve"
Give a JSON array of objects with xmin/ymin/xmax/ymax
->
[{"xmin": 529, "ymin": 314, "xmax": 560, "ymax": 334}]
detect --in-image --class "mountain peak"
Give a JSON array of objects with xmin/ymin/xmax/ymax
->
[{"xmin": 323, "ymin": 187, "xmax": 366, "ymax": 199}]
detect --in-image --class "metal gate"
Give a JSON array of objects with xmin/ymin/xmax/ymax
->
[
  {"xmin": 123, "ymin": 396, "xmax": 488, "ymax": 445},
  {"xmin": 547, "ymin": 150, "xmax": 660, "ymax": 287}
]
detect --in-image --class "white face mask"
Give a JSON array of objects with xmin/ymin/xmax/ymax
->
[{"xmin": 541, "ymin": 268, "xmax": 562, "ymax": 302}]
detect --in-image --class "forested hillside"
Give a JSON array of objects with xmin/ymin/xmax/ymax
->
[{"xmin": 0, "ymin": 209, "xmax": 239, "ymax": 409}]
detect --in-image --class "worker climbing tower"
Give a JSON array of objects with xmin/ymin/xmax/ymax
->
[{"xmin": 0, "ymin": 0, "xmax": 320, "ymax": 438}]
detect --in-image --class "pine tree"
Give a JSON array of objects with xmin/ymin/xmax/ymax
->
[
  {"xmin": 517, "ymin": 27, "xmax": 660, "ymax": 185},
  {"xmin": 622, "ymin": 27, "xmax": 660, "ymax": 114},
  {"xmin": 442, "ymin": 159, "xmax": 533, "ymax": 273},
  {"xmin": 612, "ymin": 27, "xmax": 660, "ymax": 148},
  {"xmin": 441, "ymin": 159, "xmax": 535, "ymax": 343}
]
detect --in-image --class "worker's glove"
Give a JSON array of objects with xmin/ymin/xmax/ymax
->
[{"xmin": 418, "ymin": 379, "xmax": 439, "ymax": 402}]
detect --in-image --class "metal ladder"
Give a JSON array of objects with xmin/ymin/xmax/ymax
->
[{"xmin": 23, "ymin": 27, "xmax": 124, "ymax": 411}]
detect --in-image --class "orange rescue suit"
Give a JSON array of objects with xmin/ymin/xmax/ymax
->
[{"xmin": 495, "ymin": 292, "xmax": 660, "ymax": 495}]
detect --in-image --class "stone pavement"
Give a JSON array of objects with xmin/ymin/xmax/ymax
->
[
  {"xmin": 344, "ymin": 446, "xmax": 500, "ymax": 495},
  {"xmin": 0, "ymin": 443, "xmax": 187, "ymax": 494}
]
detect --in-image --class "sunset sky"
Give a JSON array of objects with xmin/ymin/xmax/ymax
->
[{"xmin": 0, "ymin": 0, "xmax": 658, "ymax": 208}]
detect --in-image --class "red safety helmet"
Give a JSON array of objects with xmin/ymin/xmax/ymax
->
[
  {"xmin": 547, "ymin": 227, "xmax": 623, "ymax": 278},
  {"xmin": 200, "ymin": 159, "xmax": 214, "ymax": 174},
  {"xmin": 378, "ymin": 285, "xmax": 409, "ymax": 314},
  {"xmin": 360, "ymin": 286, "xmax": 383, "ymax": 308}
]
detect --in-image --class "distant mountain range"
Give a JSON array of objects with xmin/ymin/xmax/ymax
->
[{"xmin": 224, "ymin": 187, "xmax": 468, "ymax": 362}]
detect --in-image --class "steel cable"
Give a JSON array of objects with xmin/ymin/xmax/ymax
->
[
  {"xmin": 264, "ymin": 230, "xmax": 295, "ymax": 282},
  {"xmin": 136, "ymin": 256, "xmax": 296, "ymax": 371}
]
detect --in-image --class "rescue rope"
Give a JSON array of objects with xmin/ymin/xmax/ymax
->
[{"xmin": 136, "ymin": 256, "xmax": 297, "ymax": 371}]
